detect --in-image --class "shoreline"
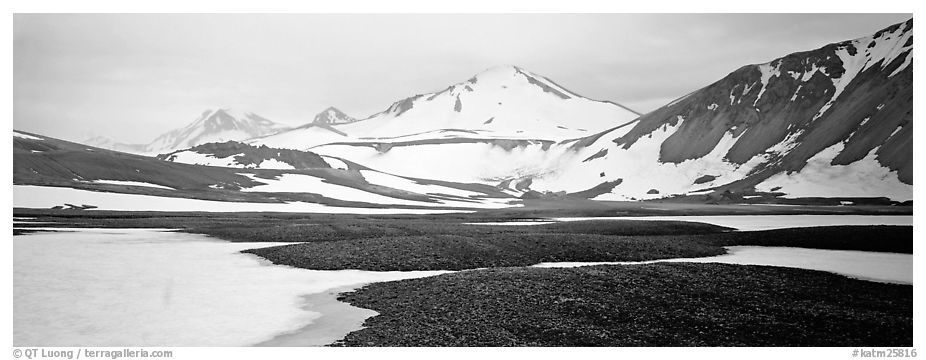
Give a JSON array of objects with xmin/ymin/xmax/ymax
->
[{"xmin": 255, "ymin": 285, "xmax": 377, "ymax": 347}]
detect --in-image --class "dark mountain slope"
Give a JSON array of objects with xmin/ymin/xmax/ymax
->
[{"xmin": 614, "ymin": 19, "xmax": 912, "ymax": 188}]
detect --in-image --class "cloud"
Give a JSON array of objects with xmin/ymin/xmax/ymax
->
[{"xmin": 13, "ymin": 13, "xmax": 911, "ymax": 143}]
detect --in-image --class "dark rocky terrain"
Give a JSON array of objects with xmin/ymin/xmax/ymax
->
[{"xmin": 334, "ymin": 263, "xmax": 912, "ymax": 346}]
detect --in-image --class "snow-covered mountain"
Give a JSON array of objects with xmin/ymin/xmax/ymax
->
[
  {"xmin": 86, "ymin": 108, "xmax": 291, "ymax": 156},
  {"xmin": 338, "ymin": 65, "xmax": 640, "ymax": 140},
  {"xmin": 160, "ymin": 19, "xmax": 912, "ymax": 203},
  {"xmin": 233, "ymin": 66, "xmax": 640, "ymax": 186},
  {"xmin": 145, "ymin": 108, "xmax": 291, "ymax": 155},
  {"xmin": 312, "ymin": 106, "xmax": 358, "ymax": 125},
  {"xmin": 525, "ymin": 18, "xmax": 913, "ymax": 202},
  {"xmin": 248, "ymin": 65, "xmax": 640, "ymax": 149}
]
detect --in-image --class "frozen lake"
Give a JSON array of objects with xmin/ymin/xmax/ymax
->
[
  {"xmin": 13, "ymin": 214, "xmax": 913, "ymax": 346},
  {"xmin": 535, "ymin": 246, "xmax": 912, "ymax": 284},
  {"xmin": 13, "ymin": 229, "xmax": 447, "ymax": 347}
]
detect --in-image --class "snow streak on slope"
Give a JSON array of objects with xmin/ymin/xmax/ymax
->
[
  {"xmin": 237, "ymin": 174, "xmax": 515, "ymax": 209},
  {"xmin": 813, "ymin": 22, "xmax": 913, "ymax": 121},
  {"xmin": 14, "ymin": 131, "xmax": 44, "ymax": 141},
  {"xmin": 88, "ymin": 180, "xmax": 177, "ymax": 190}
]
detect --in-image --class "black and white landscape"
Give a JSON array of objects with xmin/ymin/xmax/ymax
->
[{"xmin": 12, "ymin": 14, "xmax": 913, "ymax": 349}]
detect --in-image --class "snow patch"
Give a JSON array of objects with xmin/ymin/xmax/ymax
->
[
  {"xmin": 753, "ymin": 62, "xmax": 781, "ymax": 106},
  {"xmin": 755, "ymin": 143, "xmax": 911, "ymax": 201},
  {"xmin": 14, "ymin": 131, "xmax": 44, "ymax": 141},
  {"xmin": 89, "ymin": 180, "xmax": 175, "ymax": 190},
  {"xmin": 888, "ymin": 126, "xmax": 903, "ymax": 138},
  {"xmin": 255, "ymin": 159, "xmax": 294, "ymax": 170},
  {"xmin": 790, "ymin": 85, "xmax": 803, "ymax": 102}
]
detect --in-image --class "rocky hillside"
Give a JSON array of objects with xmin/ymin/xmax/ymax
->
[
  {"xmin": 14, "ymin": 130, "xmax": 517, "ymax": 212},
  {"xmin": 530, "ymin": 18, "xmax": 912, "ymax": 202}
]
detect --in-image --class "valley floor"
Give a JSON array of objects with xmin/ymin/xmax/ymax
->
[{"xmin": 12, "ymin": 203, "xmax": 914, "ymax": 347}]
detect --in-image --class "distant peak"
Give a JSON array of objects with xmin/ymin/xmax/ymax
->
[
  {"xmin": 313, "ymin": 106, "xmax": 357, "ymax": 125},
  {"xmin": 199, "ymin": 108, "xmax": 256, "ymax": 121}
]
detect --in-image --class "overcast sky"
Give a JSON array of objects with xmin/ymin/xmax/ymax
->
[{"xmin": 13, "ymin": 13, "xmax": 911, "ymax": 143}]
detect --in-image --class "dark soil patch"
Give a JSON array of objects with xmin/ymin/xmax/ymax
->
[
  {"xmin": 703, "ymin": 225, "xmax": 912, "ymax": 254},
  {"xmin": 334, "ymin": 263, "xmax": 912, "ymax": 346},
  {"xmin": 243, "ymin": 232, "xmax": 725, "ymax": 271}
]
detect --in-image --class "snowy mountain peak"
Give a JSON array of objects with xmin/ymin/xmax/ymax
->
[
  {"xmin": 248, "ymin": 64, "xmax": 641, "ymax": 153},
  {"xmin": 313, "ymin": 106, "xmax": 357, "ymax": 125},
  {"xmin": 466, "ymin": 65, "xmax": 579, "ymax": 100},
  {"xmin": 95, "ymin": 108, "xmax": 291, "ymax": 155},
  {"xmin": 467, "ymin": 65, "xmax": 522, "ymax": 84},
  {"xmin": 350, "ymin": 65, "xmax": 640, "ymax": 141}
]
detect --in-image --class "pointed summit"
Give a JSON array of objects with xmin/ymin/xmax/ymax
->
[
  {"xmin": 466, "ymin": 65, "xmax": 581, "ymax": 100},
  {"xmin": 312, "ymin": 106, "xmax": 357, "ymax": 125},
  {"xmin": 467, "ymin": 65, "xmax": 522, "ymax": 83}
]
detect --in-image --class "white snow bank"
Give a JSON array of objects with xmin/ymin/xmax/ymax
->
[
  {"xmin": 90, "ymin": 180, "xmax": 176, "ymax": 190},
  {"xmin": 13, "ymin": 131, "xmax": 43, "ymax": 141}
]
